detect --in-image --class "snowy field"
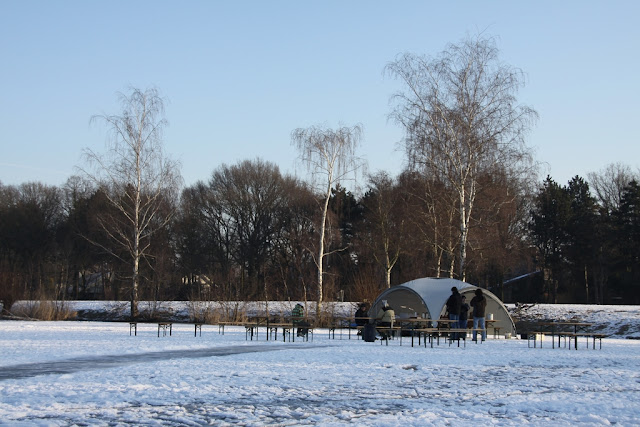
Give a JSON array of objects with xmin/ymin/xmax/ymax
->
[{"xmin": 1, "ymin": 308, "xmax": 640, "ymax": 426}]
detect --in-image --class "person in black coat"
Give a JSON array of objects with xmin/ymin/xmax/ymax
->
[
  {"xmin": 460, "ymin": 295, "xmax": 470, "ymax": 331},
  {"xmin": 470, "ymin": 288, "xmax": 487, "ymax": 341},
  {"xmin": 354, "ymin": 303, "xmax": 369, "ymax": 335},
  {"xmin": 354, "ymin": 303, "xmax": 369, "ymax": 327},
  {"xmin": 445, "ymin": 287, "xmax": 462, "ymax": 339}
]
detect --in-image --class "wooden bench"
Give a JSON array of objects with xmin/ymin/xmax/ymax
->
[
  {"xmin": 528, "ymin": 331, "xmax": 569, "ymax": 348},
  {"xmin": 376, "ymin": 326, "xmax": 402, "ymax": 346},
  {"xmin": 528, "ymin": 330, "xmax": 577, "ymax": 349},
  {"xmin": 294, "ymin": 325, "xmax": 313, "ymax": 342},
  {"xmin": 244, "ymin": 324, "xmax": 259, "ymax": 340},
  {"xmin": 571, "ymin": 332, "xmax": 607, "ymax": 350},
  {"xmin": 410, "ymin": 328, "xmax": 439, "ymax": 347},
  {"xmin": 216, "ymin": 321, "xmax": 240, "ymax": 335},
  {"xmin": 528, "ymin": 331, "xmax": 606, "ymax": 350},
  {"xmin": 407, "ymin": 328, "xmax": 485, "ymax": 348},
  {"xmin": 327, "ymin": 323, "xmax": 340, "ymax": 339},
  {"xmin": 327, "ymin": 320, "xmax": 355, "ymax": 339},
  {"xmin": 266, "ymin": 323, "xmax": 294, "ymax": 342},
  {"xmin": 445, "ymin": 328, "xmax": 467, "ymax": 344},
  {"xmin": 448, "ymin": 328, "xmax": 468, "ymax": 347},
  {"xmin": 527, "ymin": 332, "xmax": 547, "ymax": 348},
  {"xmin": 534, "ymin": 322, "xmax": 598, "ymax": 350},
  {"xmin": 447, "ymin": 328, "xmax": 487, "ymax": 347},
  {"xmin": 128, "ymin": 322, "xmax": 203, "ymax": 337},
  {"xmin": 491, "ymin": 326, "xmax": 502, "ymax": 339}
]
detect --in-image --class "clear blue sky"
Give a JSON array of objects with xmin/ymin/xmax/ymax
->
[{"xmin": 1, "ymin": 1, "xmax": 639, "ymax": 190}]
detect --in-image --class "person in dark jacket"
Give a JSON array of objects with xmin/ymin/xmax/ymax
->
[
  {"xmin": 354, "ymin": 303, "xmax": 369, "ymax": 326},
  {"xmin": 460, "ymin": 295, "xmax": 470, "ymax": 332},
  {"xmin": 470, "ymin": 288, "xmax": 487, "ymax": 341},
  {"xmin": 445, "ymin": 287, "xmax": 462, "ymax": 339},
  {"xmin": 354, "ymin": 303, "xmax": 369, "ymax": 335}
]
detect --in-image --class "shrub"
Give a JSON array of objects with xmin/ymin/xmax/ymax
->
[{"xmin": 12, "ymin": 300, "xmax": 76, "ymax": 321}]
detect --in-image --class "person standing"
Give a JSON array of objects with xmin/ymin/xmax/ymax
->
[
  {"xmin": 470, "ymin": 288, "xmax": 487, "ymax": 341},
  {"xmin": 460, "ymin": 295, "xmax": 470, "ymax": 338},
  {"xmin": 445, "ymin": 287, "xmax": 462, "ymax": 339}
]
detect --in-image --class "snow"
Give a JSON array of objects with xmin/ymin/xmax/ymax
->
[{"xmin": 1, "ymin": 304, "xmax": 640, "ymax": 425}]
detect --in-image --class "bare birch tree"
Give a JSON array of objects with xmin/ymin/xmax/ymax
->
[
  {"xmin": 386, "ymin": 34, "xmax": 537, "ymax": 281},
  {"xmin": 291, "ymin": 124, "xmax": 364, "ymax": 314},
  {"xmin": 81, "ymin": 87, "xmax": 182, "ymax": 319}
]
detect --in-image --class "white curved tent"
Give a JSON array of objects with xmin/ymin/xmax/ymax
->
[{"xmin": 370, "ymin": 277, "xmax": 516, "ymax": 336}]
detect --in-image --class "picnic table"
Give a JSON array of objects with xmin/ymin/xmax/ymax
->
[
  {"xmin": 243, "ymin": 316, "xmax": 313, "ymax": 342},
  {"xmin": 128, "ymin": 322, "xmax": 207, "ymax": 338},
  {"xmin": 265, "ymin": 322, "xmax": 295, "ymax": 342},
  {"xmin": 326, "ymin": 316, "xmax": 373, "ymax": 339},
  {"xmin": 528, "ymin": 322, "xmax": 604, "ymax": 350},
  {"xmin": 128, "ymin": 321, "xmax": 174, "ymax": 337},
  {"xmin": 393, "ymin": 318, "xmax": 454, "ymax": 347},
  {"xmin": 243, "ymin": 316, "xmax": 268, "ymax": 341},
  {"xmin": 396, "ymin": 317, "xmax": 501, "ymax": 347}
]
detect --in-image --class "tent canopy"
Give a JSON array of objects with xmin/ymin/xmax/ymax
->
[{"xmin": 370, "ymin": 277, "xmax": 516, "ymax": 335}]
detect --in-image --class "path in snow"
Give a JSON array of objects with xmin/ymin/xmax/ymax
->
[{"xmin": 0, "ymin": 344, "xmax": 322, "ymax": 381}]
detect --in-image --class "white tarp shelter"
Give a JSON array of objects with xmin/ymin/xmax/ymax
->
[{"xmin": 370, "ymin": 277, "xmax": 516, "ymax": 336}]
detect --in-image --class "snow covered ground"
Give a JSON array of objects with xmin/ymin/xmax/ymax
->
[{"xmin": 1, "ymin": 304, "xmax": 640, "ymax": 425}]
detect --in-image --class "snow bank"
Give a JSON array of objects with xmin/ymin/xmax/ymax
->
[{"xmin": 9, "ymin": 300, "xmax": 640, "ymax": 338}]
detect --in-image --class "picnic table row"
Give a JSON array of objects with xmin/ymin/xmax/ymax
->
[
  {"xmin": 128, "ymin": 318, "xmax": 315, "ymax": 341},
  {"xmin": 525, "ymin": 322, "xmax": 606, "ymax": 350},
  {"xmin": 129, "ymin": 317, "xmax": 502, "ymax": 347},
  {"xmin": 359, "ymin": 318, "xmax": 502, "ymax": 347}
]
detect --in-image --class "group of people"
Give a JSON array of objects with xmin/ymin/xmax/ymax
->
[
  {"xmin": 355, "ymin": 301, "xmax": 396, "ymax": 327},
  {"xmin": 354, "ymin": 287, "xmax": 488, "ymax": 342},
  {"xmin": 445, "ymin": 286, "xmax": 487, "ymax": 341},
  {"xmin": 304, "ymin": 285, "xmax": 489, "ymax": 342},
  {"xmin": 354, "ymin": 301, "xmax": 396, "ymax": 340}
]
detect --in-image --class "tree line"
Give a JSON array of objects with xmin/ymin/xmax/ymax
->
[
  {"xmin": 2, "ymin": 161, "xmax": 638, "ymax": 310},
  {"xmin": 1, "ymin": 34, "xmax": 638, "ymax": 315},
  {"xmin": 530, "ymin": 166, "xmax": 640, "ymax": 305}
]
